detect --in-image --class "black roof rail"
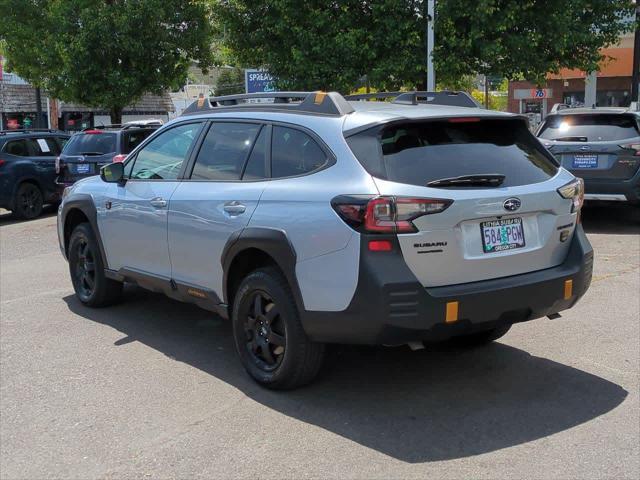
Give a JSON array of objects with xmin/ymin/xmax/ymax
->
[
  {"xmin": 0, "ymin": 128, "xmax": 65, "ymax": 135},
  {"xmin": 393, "ymin": 91, "xmax": 481, "ymax": 108},
  {"xmin": 181, "ymin": 91, "xmax": 355, "ymax": 117}
]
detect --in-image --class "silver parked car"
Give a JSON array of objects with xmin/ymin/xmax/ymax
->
[
  {"xmin": 537, "ymin": 106, "xmax": 640, "ymax": 204},
  {"xmin": 58, "ymin": 91, "xmax": 593, "ymax": 389}
]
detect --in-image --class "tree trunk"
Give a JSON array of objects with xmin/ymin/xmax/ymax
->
[{"xmin": 110, "ymin": 106, "xmax": 123, "ymax": 125}]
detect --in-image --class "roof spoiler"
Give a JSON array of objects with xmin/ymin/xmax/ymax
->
[{"xmin": 345, "ymin": 90, "xmax": 481, "ymax": 109}]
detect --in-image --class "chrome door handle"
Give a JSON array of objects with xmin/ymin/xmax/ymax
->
[
  {"xmin": 149, "ymin": 197, "xmax": 167, "ymax": 208},
  {"xmin": 223, "ymin": 201, "xmax": 246, "ymax": 215}
]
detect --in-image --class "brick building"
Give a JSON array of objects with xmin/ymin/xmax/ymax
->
[{"xmin": 507, "ymin": 32, "xmax": 635, "ymax": 122}]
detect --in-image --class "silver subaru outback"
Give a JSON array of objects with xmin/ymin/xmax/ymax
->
[{"xmin": 57, "ymin": 91, "xmax": 593, "ymax": 389}]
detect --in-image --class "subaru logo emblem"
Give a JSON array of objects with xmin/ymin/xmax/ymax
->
[
  {"xmin": 503, "ymin": 198, "xmax": 521, "ymax": 212},
  {"xmin": 579, "ymin": 145, "xmax": 591, "ymax": 151}
]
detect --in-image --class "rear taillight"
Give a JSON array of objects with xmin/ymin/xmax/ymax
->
[
  {"xmin": 112, "ymin": 154, "xmax": 127, "ymax": 163},
  {"xmin": 0, "ymin": 159, "xmax": 5, "ymax": 168},
  {"xmin": 55, "ymin": 156, "xmax": 61, "ymax": 173},
  {"xmin": 619, "ymin": 143, "xmax": 640, "ymax": 156},
  {"xmin": 332, "ymin": 195, "xmax": 452, "ymax": 234},
  {"xmin": 557, "ymin": 178, "xmax": 584, "ymax": 219}
]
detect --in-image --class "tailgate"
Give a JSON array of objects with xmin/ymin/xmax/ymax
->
[{"xmin": 375, "ymin": 175, "xmax": 577, "ymax": 287}]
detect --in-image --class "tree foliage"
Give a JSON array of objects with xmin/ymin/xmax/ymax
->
[
  {"xmin": 435, "ymin": 0, "xmax": 636, "ymax": 85},
  {"xmin": 0, "ymin": 0, "xmax": 216, "ymax": 122},
  {"xmin": 215, "ymin": 0, "xmax": 426, "ymax": 92},
  {"xmin": 216, "ymin": 0, "xmax": 635, "ymax": 92}
]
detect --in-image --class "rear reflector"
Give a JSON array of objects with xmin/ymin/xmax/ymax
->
[
  {"xmin": 368, "ymin": 240, "xmax": 392, "ymax": 251},
  {"xmin": 445, "ymin": 301, "xmax": 459, "ymax": 323},
  {"xmin": 564, "ymin": 280, "xmax": 573, "ymax": 300}
]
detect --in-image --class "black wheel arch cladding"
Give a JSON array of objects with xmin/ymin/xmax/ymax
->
[
  {"xmin": 61, "ymin": 195, "xmax": 109, "ymax": 269},
  {"xmin": 221, "ymin": 227, "xmax": 305, "ymax": 312}
]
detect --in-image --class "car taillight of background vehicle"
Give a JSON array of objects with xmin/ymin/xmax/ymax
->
[
  {"xmin": 332, "ymin": 195, "xmax": 453, "ymax": 234},
  {"xmin": 557, "ymin": 178, "xmax": 584, "ymax": 220},
  {"xmin": 619, "ymin": 143, "xmax": 640, "ymax": 156},
  {"xmin": 112, "ymin": 154, "xmax": 127, "ymax": 163}
]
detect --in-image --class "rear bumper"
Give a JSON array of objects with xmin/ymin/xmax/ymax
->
[
  {"xmin": 580, "ymin": 169, "xmax": 640, "ymax": 204},
  {"xmin": 301, "ymin": 226, "xmax": 594, "ymax": 345}
]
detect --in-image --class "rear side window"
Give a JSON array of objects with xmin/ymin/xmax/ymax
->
[
  {"xmin": 271, "ymin": 126, "xmax": 327, "ymax": 178},
  {"xmin": 538, "ymin": 114, "xmax": 640, "ymax": 141},
  {"xmin": 27, "ymin": 138, "xmax": 60, "ymax": 156},
  {"xmin": 191, "ymin": 123, "xmax": 261, "ymax": 181},
  {"xmin": 2, "ymin": 139, "xmax": 29, "ymax": 156},
  {"xmin": 123, "ymin": 129, "xmax": 155, "ymax": 154},
  {"xmin": 63, "ymin": 132, "xmax": 117, "ymax": 155},
  {"xmin": 347, "ymin": 118, "xmax": 558, "ymax": 188}
]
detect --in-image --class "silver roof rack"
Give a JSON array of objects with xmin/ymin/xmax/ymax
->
[
  {"xmin": 345, "ymin": 90, "xmax": 481, "ymax": 108},
  {"xmin": 181, "ymin": 91, "xmax": 355, "ymax": 117}
]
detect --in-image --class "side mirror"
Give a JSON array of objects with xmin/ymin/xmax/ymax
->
[{"xmin": 100, "ymin": 162, "xmax": 125, "ymax": 184}]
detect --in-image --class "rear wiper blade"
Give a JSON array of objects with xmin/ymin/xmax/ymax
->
[
  {"xmin": 78, "ymin": 151, "xmax": 107, "ymax": 156},
  {"xmin": 427, "ymin": 174, "xmax": 505, "ymax": 188},
  {"xmin": 550, "ymin": 136, "xmax": 588, "ymax": 142}
]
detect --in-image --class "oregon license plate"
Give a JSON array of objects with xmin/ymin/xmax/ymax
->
[
  {"xmin": 481, "ymin": 218, "xmax": 525, "ymax": 253},
  {"xmin": 572, "ymin": 154, "xmax": 598, "ymax": 169}
]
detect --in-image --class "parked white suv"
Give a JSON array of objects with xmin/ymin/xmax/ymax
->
[{"xmin": 58, "ymin": 91, "xmax": 593, "ymax": 389}]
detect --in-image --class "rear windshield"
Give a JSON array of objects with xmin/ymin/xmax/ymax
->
[
  {"xmin": 63, "ymin": 132, "xmax": 117, "ymax": 155},
  {"xmin": 538, "ymin": 114, "xmax": 640, "ymax": 141},
  {"xmin": 346, "ymin": 118, "xmax": 558, "ymax": 188}
]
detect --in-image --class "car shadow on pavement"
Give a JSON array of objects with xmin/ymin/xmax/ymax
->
[
  {"xmin": 581, "ymin": 203, "xmax": 639, "ymax": 235},
  {"xmin": 63, "ymin": 289, "xmax": 628, "ymax": 464},
  {"xmin": 0, "ymin": 206, "xmax": 58, "ymax": 226}
]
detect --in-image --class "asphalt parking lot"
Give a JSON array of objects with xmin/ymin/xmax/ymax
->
[{"xmin": 0, "ymin": 204, "xmax": 638, "ymax": 479}]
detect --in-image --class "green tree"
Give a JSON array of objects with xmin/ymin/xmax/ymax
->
[
  {"xmin": 215, "ymin": 0, "xmax": 426, "ymax": 92},
  {"xmin": 434, "ymin": 0, "xmax": 636, "ymax": 85},
  {"xmin": 216, "ymin": 67, "xmax": 245, "ymax": 95},
  {"xmin": 0, "ymin": 0, "xmax": 216, "ymax": 123},
  {"xmin": 216, "ymin": 0, "xmax": 635, "ymax": 92}
]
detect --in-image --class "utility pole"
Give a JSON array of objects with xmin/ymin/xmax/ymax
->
[
  {"xmin": 35, "ymin": 87, "xmax": 43, "ymax": 129},
  {"xmin": 426, "ymin": 0, "xmax": 435, "ymax": 91},
  {"xmin": 632, "ymin": 4, "xmax": 640, "ymax": 104}
]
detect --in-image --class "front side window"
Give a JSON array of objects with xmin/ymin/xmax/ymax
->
[
  {"xmin": 128, "ymin": 123, "xmax": 202, "ymax": 180},
  {"xmin": 271, "ymin": 126, "xmax": 327, "ymax": 178},
  {"xmin": 191, "ymin": 122, "xmax": 261, "ymax": 181}
]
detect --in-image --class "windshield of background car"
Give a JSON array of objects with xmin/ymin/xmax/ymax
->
[
  {"xmin": 346, "ymin": 118, "xmax": 558, "ymax": 188},
  {"xmin": 538, "ymin": 114, "xmax": 640, "ymax": 141},
  {"xmin": 62, "ymin": 132, "xmax": 117, "ymax": 155}
]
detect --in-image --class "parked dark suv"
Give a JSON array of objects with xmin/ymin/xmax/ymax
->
[
  {"xmin": 537, "ymin": 107, "xmax": 640, "ymax": 204},
  {"xmin": 56, "ymin": 121, "xmax": 162, "ymax": 188},
  {"xmin": 0, "ymin": 129, "xmax": 70, "ymax": 219}
]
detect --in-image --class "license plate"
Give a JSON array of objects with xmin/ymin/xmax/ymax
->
[
  {"xmin": 572, "ymin": 154, "xmax": 598, "ymax": 169},
  {"xmin": 73, "ymin": 163, "xmax": 93, "ymax": 174},
  {"xmin": 481, "ymin": 218, "xmax": 525, "ymax": 253}
]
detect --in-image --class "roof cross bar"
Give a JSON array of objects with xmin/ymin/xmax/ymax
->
[
  {"xmin": 393, "ymin": 91, "xmax": 481, "ymax": 108},
  {"xmin": 182, "ymin": 91, "xmax": 355, "ymax": 116}
]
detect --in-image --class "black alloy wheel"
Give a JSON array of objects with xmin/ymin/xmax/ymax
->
[
  {"xmin": 242, "ymin": 291, "xmax": 287, "ymax": 371},
  {"xmin": 72, "ymin": 236, "xmax": 96, "ymax": 302},
  {"xmin": 15, "ymin": 183, "xmax": 43, "ymax": 219}
]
